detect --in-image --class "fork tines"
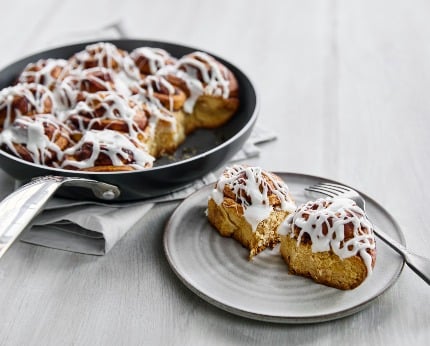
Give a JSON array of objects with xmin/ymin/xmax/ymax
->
[{"xmin": 305, "ymin": 182, "xmax": 353, "ymax": 198}]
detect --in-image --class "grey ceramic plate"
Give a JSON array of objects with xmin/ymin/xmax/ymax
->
[{"xmin": 163, "ymin": 172, "xmax": 405, "ymax": 323}]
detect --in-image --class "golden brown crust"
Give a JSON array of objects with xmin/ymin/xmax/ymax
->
[
  {"xmin": 280, "ymin": 234, "xmax": 371, "ymax": 290},
  {"xmin": 164, "ymin": 53, "xmax": 240, "ymax": 132},
  {"xmin": 79, "ymin": 165, "xmax": 135, "ymax": 172},
  {"xmin": 139, "ymin": 104, "xmax": 186, "ymax": 158},
  {"xmin": 184, "ymin": 95, "xmax": 240, "ymax": 133}
]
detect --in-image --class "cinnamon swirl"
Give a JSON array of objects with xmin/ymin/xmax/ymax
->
[
  {"xmin": 0, "ymin": 114, "xmax": 72, "ymax": 166},
  {"xmin": 131, "ymin": 75, "xmax": 187, "ymax": 112},
  {"xmin": 17, "ymin": 58, "xmax": 70, "ymax": 90},
  {"xmin": 279, "ymin": 197, "xmax": 377, "ymax": 290},
  {"xmin": 61, "ymin": 129, "xmax": 154, "ymax": 172},
  {"xmin": 130, "ymin": 47, "xmax": 176, "ymax": 76},
  {"xmin": 0, "ymin": 83, "xmax": 54, "ymax": 130},
  {"xmin": 63, "ymin": 91, "xmax": 148, "ymax": 140},
  {"xmin": 162, "ymin": 51, "xmax": 239, "ymax": 133}
]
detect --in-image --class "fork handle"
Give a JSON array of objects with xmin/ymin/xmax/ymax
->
[{"xmin": 374, "ymin": 229, "xmax": 430, "ymax": 285}]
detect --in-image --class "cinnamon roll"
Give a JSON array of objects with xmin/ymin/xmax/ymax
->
[
  {"xmin": 0, "ymin": 114, "xmax": 73, "ymax": 166},
  {"xmin": 130, "ymin": 47, "xmax": 176, "ymax": 76},
  {"xmin": 279, "ymin": 197, "xmax": 377, "ymax": 290},
  {"xmin": 61, "ymin": 67, "xmax": 116, "ymax": 94},
  {"xmin": 69, "ymin": 42, "xmax": 140, "ymax": 81},
  {"xmin": 131, "ymin": 75, "xmax": 187, "ymax": 112},
  {"xmin": 52, "ymin": 68, "xmax": 117, "ymax": 109},
  {"xmin": 140, "ymin": 101, "xmax": 186, "ymax": 157},
  {"xmin": 163, "ymin": 51, "xmax": 239, "ymax": 132},
  {"xmin": 61, "ymin": 129, "xmax": 154, "ymax": 172},
  {"xmin": 0, "ymin": 83, "xmax": 54, "ymax": 130},
  {"xmin": 64, "ymin": 91, "xmax": 148, "ymax": 142},
  {"xmin": 207, "ymin": 165, "xmax": 296, "ymax": 259},
  {"xmin": 17, "ymin": 58, "xmax": 70, "ymax": 90}
]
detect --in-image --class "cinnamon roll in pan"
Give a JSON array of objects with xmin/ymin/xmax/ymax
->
[{"xmin": 0, "ymin": 40, "xmax": 258, "ymax": 201}]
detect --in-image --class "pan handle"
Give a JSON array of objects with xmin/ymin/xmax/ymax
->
[{"xmin": 0, "ymin": 176, "xmax": 120, "ymax": 258}]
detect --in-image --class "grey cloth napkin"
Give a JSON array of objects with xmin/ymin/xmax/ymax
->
[{"xmin": 20, "ymin": 126, "xmax": 277, "ymax": 255}]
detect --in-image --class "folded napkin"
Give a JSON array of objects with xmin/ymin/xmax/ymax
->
[{"xmin": 20, "ymin": 126, "xmax": 277, "ymax": 255}]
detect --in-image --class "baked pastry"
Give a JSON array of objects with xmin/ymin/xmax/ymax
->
[
  {"xmin": 161, "ymin": 51, "xmax": 239, "ymax": 133},
  {"xmin": 0, "ymin": 114, "xmax": 72, "ymax": 166},
  {"xmin": 17, "ymin": 58, "xmax": 70, "ymax": 90},
  {"xmin": 69, "ymin": 42, "xmax": 140, "ymax": 80},
  {"xmin": 279, "ymin": 197, "xmax": 377, "ymax": 290},
  {"xmin": 139, "ymin": 101, "xmax": 186, "ymax": 157},
  {"xmin": 63, "ymin": 91, "xmax": 148, "ymax": 142},
  {"xmin": 130, "ymin": 47, "xmax": 176, "ymax": 76},
  {"xmin": 61, "ymin": 129, "xmax": 154, "ymax": 172},
  {"xmin": 131, "ymin": 75, "xmax": 187, "ymax": 112},
  {"xmin": 52, "ymin": 68, "xmax": 117, "ymax": 110},
  {"xmin": 61, "ymin": 67, "xmax": 116, "ymax": 94},
  {"xmin": 0, "ymin": 42, "xmax": 240, "ymax": 172},
  {"xmin": 207, "ymin": 165, "xmax": 296, "ymax": 259},
  {"xmin": 0, "ymin": 83, "xmax": 54, "ymax": 130}
]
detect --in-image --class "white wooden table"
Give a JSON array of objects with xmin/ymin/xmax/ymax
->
[{"xmin": 0, "ymin": 0, "xmax": 429, "ymax": 344}]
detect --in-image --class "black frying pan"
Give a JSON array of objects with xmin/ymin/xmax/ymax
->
[{"xmin": 0, "ymin": 39, "xmax": 258, "ymax": 201}]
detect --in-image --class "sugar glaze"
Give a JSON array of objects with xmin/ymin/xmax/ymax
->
[
  {"xmin": 211, "ymin": 165, "xmax": 296, "ymax": 231},
  {"xmin": 280, "ymin": 197, "xmax": 376, "ymax": 274}
]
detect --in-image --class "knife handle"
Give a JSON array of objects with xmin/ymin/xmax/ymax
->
[{"xmin": 0, "ymin": 176, "xmax": 119, "ymax": 258}]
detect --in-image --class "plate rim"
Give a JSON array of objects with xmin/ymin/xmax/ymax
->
[{"xmin": 163, "ymin": 171, "xmax": 405, "ymax": 323}]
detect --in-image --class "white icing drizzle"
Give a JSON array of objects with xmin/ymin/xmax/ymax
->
[
  {"xmin": 0, "ymin": 83, "xmax": 54, "ymax": 129},
  {"xmin": 211, "ymin": 165, "xmax": 296, "ymax": 232},
  {"xmin": 130, "ymin": 47, "xmax": 174, "ymax": 75},
  {"xmin": 0, "ymin": 114, "xmax": 70, "ymax": 164},
  {"xmin": 64, "ymin": 91, "xmax": 146, "ymax": 140},
  {"xmin": 158, "ymin": 51, "xmax": 232, "ymax": 113},
  {"xmin": 54, "ymin": 80, "xmax": 80, "ymax": 110},
  {"xmin": 141, "ymin": 100, "xmax": 177, "ymax": 143},
  {"xmin": 61, "ymin": 129, "xmax": 154, "ymax": 170},
  {"xmin": 185, "ymin": 52, "xmax": 230, "ymax": 98},
  {"xmin": 280, "ymin": 197, "xmax": 376, "ymax": 275},
  {"xmin": 17, "ymin": 58, "xmax": 70, "ymax": 89},
  {"xmin": 133, "ymin": 75, "xmax": 177, "ymax": 112},
  {"xmin": 62, "ymin": 67, "xmax": 114, "ymax": 92},
  {"xmin": 71, "ymin": 42, "xmax": 141, "ymax": 82}
]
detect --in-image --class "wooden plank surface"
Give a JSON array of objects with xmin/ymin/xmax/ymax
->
[{"xmin": 0, "ymin": 0, "xmax": 429, "ymax": 345}]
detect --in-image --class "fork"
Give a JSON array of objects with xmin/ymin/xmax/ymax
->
[{"xmin": 306, "ymin": 182, "xmax": 430, "ymax": 285}]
